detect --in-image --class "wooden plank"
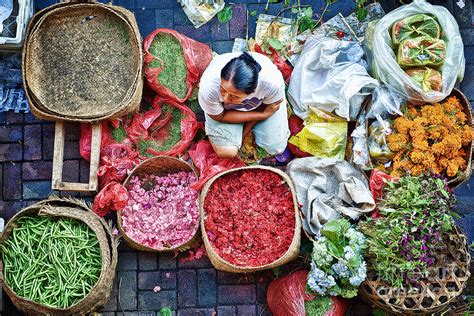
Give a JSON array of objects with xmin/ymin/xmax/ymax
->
[
  {"xmin": 51, "ymin": 121, "xmax": 65, "ymax": 191},
  {"xmin": 52, "ymin": 122, "xmax": 101, "ymax": 192}
]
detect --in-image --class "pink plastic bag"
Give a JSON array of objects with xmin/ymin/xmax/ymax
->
[{"xmin": 188, "ymin": 140, "xmax": 246, "ymax": 190}]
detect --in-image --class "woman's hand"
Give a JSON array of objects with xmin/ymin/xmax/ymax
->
[{"xmin": 261, "ymin": 99, "xmax": 283, "ymax": 119}]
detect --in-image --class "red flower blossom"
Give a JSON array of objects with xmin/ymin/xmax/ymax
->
[{"xmin": 204, "ymin": 169, "xmax": 295, "ymax": 267}]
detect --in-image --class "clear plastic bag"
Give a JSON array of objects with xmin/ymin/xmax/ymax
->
[{"xmin": 367, "ymin": 0, "xmax": 464, "ymax": 104}]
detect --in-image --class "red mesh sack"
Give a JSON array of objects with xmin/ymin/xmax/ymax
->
[
  {"xmin": 144, "ymin": 29, "xmax": 213, "ymax": 103},
  {"xmin": 288, "ymin": 115, "xmax": 311, "ymax": 158},
  {"xmin": 188, "ymin": 140, "xmax": 246, "ymax": 190},
  {"xmin": 267, "ymin": 270, "xmax": 349, "ymax": 316},
  {"xmin": 135, "ymin": 96, "xmax": 200, "ymax": 158},
  {"xmin": 254, "ymin": 44, "xmax": 293, "ymax": 83},
  {"xmin": 93, "ymin": 182, "xmax": 129, "ymax": 217}
]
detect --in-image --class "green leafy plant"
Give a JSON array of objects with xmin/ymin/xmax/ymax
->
[
  {"xmin": 307, "ymin": 218, "xmax": 367, "ymax": 298},
  {"xmin": 217, "ymin": 5, "xmax": 233, "ymax": 24},
  {"xmin": 354, "ymin": 0, "xmax": 368, "ymax": 21},
  {"xmin": 359, "ymin": 174, "xmax": 457, "ymax": 289}
]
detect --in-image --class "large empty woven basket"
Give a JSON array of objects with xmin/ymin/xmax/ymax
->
[{"xmin": 22, "ymin": 1, "xmax": 142, "ymax": 122}]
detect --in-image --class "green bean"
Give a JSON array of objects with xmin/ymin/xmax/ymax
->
[{"xmin": 1, "ymin": 216, "xmax": 102, "ymax": 308}]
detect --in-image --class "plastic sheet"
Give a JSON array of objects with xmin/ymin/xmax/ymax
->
[
  {"xmin": 188, "ymin": 140, "xmax": 245, "ymax": 190},
  {"xmin": 97, "ymin": 143, "xmax": 139, "ymax": 188},
  {"xmin": 367, "ymin": 0, "xmax": 464, "ymax": 104},
  {"xmin": 288, "ymin": 36, "xmax": 378, "ymax": 121},
  {"xmin": 288, "ymin": 108, "xmax": 347, "ymax": 160}
]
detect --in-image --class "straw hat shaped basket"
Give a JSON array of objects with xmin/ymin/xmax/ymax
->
[
  {"xmin": 0, "ymin": 196, "xmax": 119, "ymax": 315},
  {"xmin": 118, "ymin": 156, "xmax": 200, "ymax": 252},
  {"xmin": 22, "ymin": 0, "xmax": 143, "ymax": 121},
  {"xmin": 21, "ymin": 0, "xmax": 143, "ymax": 192},
  {"xmin": 200, "ymin": 166, "xmax": 302, "ymax": 273},
  {"xmin": 359, "ymin": 227, "xmax": 471, "ymax": 315}
]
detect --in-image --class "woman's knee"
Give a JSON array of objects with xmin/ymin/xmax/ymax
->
[{"xmin": 211, "ymin": 144, "xmax": 239, "ymax": 158}]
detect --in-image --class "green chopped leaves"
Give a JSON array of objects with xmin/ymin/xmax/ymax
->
[
  {"xmin": 217, "ymin": 5, "xmax": 233, "ymax": 24},
  {"xmin": 149, "ymin": 33, "xmax": 188, "ymax": 99}
]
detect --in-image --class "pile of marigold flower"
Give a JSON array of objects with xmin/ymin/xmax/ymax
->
[
  {"xmin": 386, "ymin": 96, "xmax": 473, "ymax": 177},
  {"xmin": 121, "ymin": 171, "xmax": 199, "ymax": 250},
  {"xmin": 203, "ymin": 169, "xmax": 295, "ymax": 267}
]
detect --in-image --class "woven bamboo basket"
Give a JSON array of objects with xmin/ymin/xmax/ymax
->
[
  {"xmin": 358, "ymin": 88, "xmax": 472, "ymax": 187},
  {"xmin": 22, "ymin": 0, "xmax": 143, "ymax": 122},
  {"xmin": 359, "ymin": 228, "xmax": 471, "ymax": 315},
  {"xmin": 0, "ymin": 196, "xmax": 119, "ymax": 315},
  {"xmin": 200, "ymin": 166, "xmax": 302, "ymax": 273},
  {"xmin": 117, "ymin": 156, "xmax": 200, "ymax": 252}
]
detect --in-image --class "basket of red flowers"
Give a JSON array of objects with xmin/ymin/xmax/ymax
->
[{"xmin": 200, "ymin": 166, "xmax": 301, "ymax": 273}]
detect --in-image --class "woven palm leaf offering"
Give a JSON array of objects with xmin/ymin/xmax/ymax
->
[
  {"xmin": 359, "ymin": 174, "xmax": 470, "ymax": 314},
  {"xmin": 391, "ymin": 14, "xmax": 441, "ymax": 46}
]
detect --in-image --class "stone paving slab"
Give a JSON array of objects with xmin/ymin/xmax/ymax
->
[{"xmin": 0, "ymin": 0, "xmax": 473, "ymax": 315}]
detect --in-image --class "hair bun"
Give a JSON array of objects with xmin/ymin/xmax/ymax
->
[{"xmin": 240, "ymin": 52, "xmax": 261, "ymax": 73}]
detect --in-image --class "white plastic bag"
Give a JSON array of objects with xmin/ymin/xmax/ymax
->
[
  {"xmin": 288, "ymin": 36, "xmax": 378, "ymax": 121},
  {"xmin": 0, "ymin": 0, "xmax": 13, "ymax": 34},
  {"xmin": 367, "ymin": 0, "xmax": 464, "ymax": 104}
]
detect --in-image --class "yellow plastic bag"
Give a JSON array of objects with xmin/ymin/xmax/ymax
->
[{"xmin": 289, "ymin": 109, "xmax": 348, "ymax": 159}]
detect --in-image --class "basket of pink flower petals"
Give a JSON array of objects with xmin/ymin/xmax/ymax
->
[{"xmin": 118, "ymin": 156, "xmax": 200, "ymax": 252}]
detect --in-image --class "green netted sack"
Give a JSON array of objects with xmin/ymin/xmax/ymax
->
[
  {"xmin": 405, "ymin": 67, "xmax": 442, "ymax": 92},
  {"xmin": 391, "ymin": 14, "xmax": 441, "ymax": 46},
  {"xmin": 397, "ymin": 36, "xmax": 446, "ymax": 67}
]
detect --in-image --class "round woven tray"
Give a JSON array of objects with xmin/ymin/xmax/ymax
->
[
  {"xmin": 0, "ymin": 197, "xmax": 119, "ymax": 315},
  {"xmin": 359, "ymin": 228, "xmax": 471, "ymax": 315},
  {"xmin": 22, "ymin": 1, "xmax": 142, "ymax": 122},
  {"xmin": 117, "ymin": 156, "xmax": 200, "ymax": 252},
  {"xmin": 200, "ymin": 166, "xmax": 302, "ymax": 273}
]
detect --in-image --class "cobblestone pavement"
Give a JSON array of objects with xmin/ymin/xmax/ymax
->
[{"xmin": 0, "ymin": 0, "xmax": 473, "ymax": 315}]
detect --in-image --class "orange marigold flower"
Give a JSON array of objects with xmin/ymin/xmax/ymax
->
[
  {"xmin": 446, "ymin": 161, "xmax": 459, "ymax": 177},
  {"xmin": 462, "ymin": 126, "xmax": 474, "ymax": 146}
]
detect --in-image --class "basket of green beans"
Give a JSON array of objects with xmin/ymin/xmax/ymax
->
[{"xmin": 0, "ymin": 197, "xmax": 119, "ymax": 315}]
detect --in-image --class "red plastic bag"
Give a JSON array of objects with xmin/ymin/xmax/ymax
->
[
  {"xmin": 93, "ymin": 182, "xmax": 129, "ymax": 217},
  {"xmin": 267, "ymin": 270, "xmax": 349, "ymax": 316},
  {"xmin": 144, "ymin": 29, "xmax": 213, "ymax": 103},
  {"xmin": 254, "ymin": 44, "xmax": 293, "ymax": 83},
  {"xmin": 288, "ymin": 115, "xmax": 311, "ymax": 158},
  {"xmin": 142, "ymin": 96, "xmax": 200, "ymax": 157},
  {"xmin": 97, "ymin": 143, "xmax": 139, "ymax": 188},
  {"xmin": 188, "ymin": 140, "xmax": 246, "ymax": 190},
  {"xmin": 80, "ymin": 122, "xmax": 115, "ymax": 162},
  {"xmin": 369, "ymin": 169, "xmax": 398, "ymax": 219}
]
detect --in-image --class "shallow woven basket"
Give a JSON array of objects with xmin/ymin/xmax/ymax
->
[
  {"xmin": 118, "ymin": 156, "xmax": 200, "ymax": 252},
  {"xmin": 0, "ymin": 196, "xmax": 119, "ymax": 315},
  {"xmin": 200, "ymin": 166, "xmax": 302, "ymax": 273},
  {"xmin": 22, "ymin": 0, "xmax": 143, "ymax": 122},
  {"xmin": 359, "ymin": 88, "xmax": 472, "ymax": 187},
  {"xmin": 359, "ymin": 228, "xmax": 471, "ymax": 315}
]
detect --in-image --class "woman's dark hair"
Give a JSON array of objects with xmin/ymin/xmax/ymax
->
[{"xmin": 221, "ymin": 52, "xmax": 262, "ymax": 94}]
